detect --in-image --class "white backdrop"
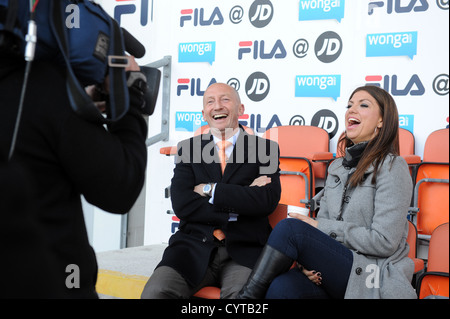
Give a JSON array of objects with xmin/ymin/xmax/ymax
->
[{"xmin": 96, "ymin": 0, "xmax": 449, "ymax": 247}]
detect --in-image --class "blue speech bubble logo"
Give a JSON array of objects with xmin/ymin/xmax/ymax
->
[
  {"xmin": 299, "ymin": 0, "xmax": 345, "ymax": 22},
  {"xmin": 399, "ymin": 114, "xmax": 414, "ymax": 133},
  {"xmin": 366, "ymin": 31, "xmax": 418, "ymax": 59},
  {"xmin": 175, "ymin": 112, "xmax": 207, "ymax": 132},
  {"xmin": 178, "ymin": 41, "xmax": 216, "ymax": 65},
  {"xmin": 295, "ymin": 75, "xmax": 341, "ymax": 101}
]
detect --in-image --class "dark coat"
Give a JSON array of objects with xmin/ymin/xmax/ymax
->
[
  {"xmin": 157, "ymin": 128, "xmax": 281, "ymax": 286},
  {"xmin": 0, "ymin": 60, "xmax": 147, "ymax": 298}
]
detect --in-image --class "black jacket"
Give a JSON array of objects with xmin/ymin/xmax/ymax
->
[
  {"xmin": 157, "ymin": 128, "xmax": 281, "ymax": 287},
  {"xmin": 0, "ymin": 59, "xmax": 147, "ymax": 298}
]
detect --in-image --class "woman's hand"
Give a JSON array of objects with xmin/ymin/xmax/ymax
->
[{"xmin": 297, "ymin": 263, "xmax": 322, "ymax": 286}]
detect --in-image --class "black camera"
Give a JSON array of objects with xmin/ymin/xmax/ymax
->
[{"xmin": 0, "ymin": 0, "xmax": 160, "ymax": 121}]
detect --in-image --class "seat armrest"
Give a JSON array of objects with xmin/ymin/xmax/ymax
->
[
  {"xmin": 306, "ymin": 151, "xmax": 334, "ymax": 161},
  {"xmin": 160, "ymin": 146, "xmax": 177, "ymax": 156},
  {"xmin": 402, "ymin": 154, "xmax": 421, "ymax": 165}
]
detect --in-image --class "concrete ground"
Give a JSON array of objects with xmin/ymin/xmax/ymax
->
[{"xmin": 95, "ymin": 244, "xmax": 167, "ymax": 299}]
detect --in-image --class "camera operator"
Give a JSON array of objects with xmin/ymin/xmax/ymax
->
[{"xmin": 0, "ymin": 50, "xmax": 148, "ymax": 298}]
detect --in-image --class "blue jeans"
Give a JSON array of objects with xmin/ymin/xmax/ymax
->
[{"xmin": 265, "ymin": 218, "xmax": 353, "ymax": 299}]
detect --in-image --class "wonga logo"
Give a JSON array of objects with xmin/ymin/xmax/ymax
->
[
  {"xmin": 179, "ymin": 42, "xmax": 216, "ymax": 65},
  {"xmin": 295, "ymin": 75, "xmax": 341, "ymax": 100},
  {"xmin": 175, "ymin": 112, "xmax": 207, "ymax": 132},
  {"xmin": 366, "ymin": 31, "xmax": 418, "ymax": 59},
  {"xmin": 114, "ymin": 0, "xmax": 151, "ymax": 26},
  {"xmin": 180, "ymin": 7, "xmax": 224, "ymax": 27},
  {"xmin": 399, "ymin": 114, "xmax": 414, "ymax": 133},
  {"xmin": 299, "ymin": 0, "xmax": 345, "ymax": 22},
  {"xmin": 365, "ymin": 74, "xmax": 425, "ymax": 96}
]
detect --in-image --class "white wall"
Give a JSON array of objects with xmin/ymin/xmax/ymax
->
[{"xmin": 94, "ymin": 0, "xmax": 449, "ymax": 247}]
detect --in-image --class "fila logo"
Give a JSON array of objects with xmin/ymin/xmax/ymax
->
[
  {"xmin": 114, "ymin": 0, "xmax": 151, "ymax": 26},
  {"xmin": 177, "ymin": 78, "xmax": 217, "ymax": 96},
  {"xmin": 238, "ymin": 40, "xmax": 287, "ymax": 60},
  {"xmin": 180, "ymin": 7, "xmax": 224, "ymax": 27},
  {"xmin": 365, "ymin": 75, "xmax": 425, "ymax": 96},
  {"xmin": 368, "ymin": 0, "xmax": 429, "ymax": 15}
]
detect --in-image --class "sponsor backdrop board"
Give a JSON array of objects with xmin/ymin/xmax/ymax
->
[{"xmin": 95, "ymin": 0, "xmax": 448, "ymax": 246}]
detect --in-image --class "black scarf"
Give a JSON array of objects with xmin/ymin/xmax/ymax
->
[{"xmin": 342, "ymin": 142, "xmax": 368, "ymax": 168}]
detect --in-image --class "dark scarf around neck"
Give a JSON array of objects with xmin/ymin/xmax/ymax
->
[{"xmin": 343, "ymin": 142, "xmax": 368, "ymax": 168}]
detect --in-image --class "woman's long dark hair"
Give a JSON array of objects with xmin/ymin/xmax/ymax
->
[{"xmin": 338, "ymin": 85, "xmax": 400, "ymax": 187}]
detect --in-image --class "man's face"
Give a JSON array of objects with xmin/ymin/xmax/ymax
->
[{"xmin": 202, "ymin": 83, "xmax": 244, "ymax": 139}]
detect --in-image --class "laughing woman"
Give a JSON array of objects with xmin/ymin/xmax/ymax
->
[{"xmin": 237, "ymin": 85, "xmax": 417, "ymax": 299}]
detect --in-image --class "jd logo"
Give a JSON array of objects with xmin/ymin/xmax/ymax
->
[
  {"xmin": 249, "ymin": 0, "xmax": 274, "ymax": 28},
  {"xmin": 315, "ymin": 31, "xmax": 343, "ymax": 63},
  {"xmin": 311, "ymin": 109, "xmax": 339, "ymax": 139},
  {"xmin": 245, "ymin": 72, "xmax": 270, "ymax": 102}
]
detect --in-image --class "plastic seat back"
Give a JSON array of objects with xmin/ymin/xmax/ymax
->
[
  {"xmin": 422, "ymin": 129, "xmax": 449, "ymax": 163},
  {"xmin": 263, "ymin": 126, "xmax": 331, "ymax": 214},
  {"xmin": 414, "ymin": 164, "xmax": 449, "ymax": 235},
  {"xmin": 407, "ymin": 220, "xmax": 425, "ymax": 274},
  {"xmin": 418, "ymin": 223, "xmax": 449, "ymax": 298},
  {"xmin": 412, "ymin": 129, "xmax": 449, "ymax": 236},
  {"xmin": 278, "ymin": 157, "xmax": 313, "ymax": 209},
  {"xmin": 399, "ymin": 128, "xmax": 421, "ymax": 166},
  {"xmin": 399, "ymin": 128, "xmax": 415, "ymax": 156},
  {"xmin": 427, "ymin": 223, "xmax": 449, "ymax": 273},
  {"xmin": 263, "ymin": 125, "xmax": 330, "ymax": 179}
]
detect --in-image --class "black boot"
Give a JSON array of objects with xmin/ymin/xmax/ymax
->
[{"xmin": 236, "ymin": 245, "xmax": 293, "ymax": 299}]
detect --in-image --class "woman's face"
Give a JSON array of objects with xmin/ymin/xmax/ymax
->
[{"xmin": 345, "ymin": 90, "xmax": 383, "ymax": 145}]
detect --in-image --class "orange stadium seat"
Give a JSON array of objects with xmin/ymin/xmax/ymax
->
[
  {"xmin": 416, "ymin": 223, "xmax": 449, "ymax": 299},
  {"xmin": 399, "ymin": 128, "xmax": 421, "ymax": 166},
  {"xmin": 263, "ymin": 126, "xmax": 333, "ymax": 216},
  {"xmin": 409, "ymin": 129, "xmax": 449, "ymax": 238},
  {"xmin": 407, "ymin": 220, "xmax": 425, "ymax": 277}
]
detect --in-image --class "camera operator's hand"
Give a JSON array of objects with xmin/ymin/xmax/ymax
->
[
  {"xmin": 85, "ymin": 55, "xmax": 145, "ymax": 113},
  {"xmin": 85, "ymin": 85, "xmax": 107, "ymax": 112},
  {"xmin": 126, "ymin": 57, "xmax": 147, "ymax": 112}
]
